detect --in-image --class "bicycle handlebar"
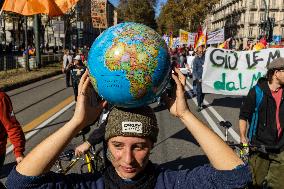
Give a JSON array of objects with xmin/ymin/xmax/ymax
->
[
  {"xmin": 229, "ymin": 143, "xmax": 279, "ymax": 154},
  {"xmin": 58, "ymin": 149, "xmax": 76, "ymax": 161}
]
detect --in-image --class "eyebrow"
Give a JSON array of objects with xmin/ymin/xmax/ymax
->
[{"xmin": 110, "ymin": 141, "xmax": 147, "ymax": 145}]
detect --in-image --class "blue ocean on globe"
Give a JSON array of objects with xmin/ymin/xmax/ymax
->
[{"xmin": 88, "ymin": 22, "xmax": 171, "ymax": 108}]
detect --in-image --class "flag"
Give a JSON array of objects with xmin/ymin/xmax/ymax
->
[
  {"xmin": 179, "ymin": 29, "xmax": 189, "ymax": 45},
  {"xmin": 218, "ymin": 38, "xmax": 231, "ymax": 49},
  {"xmin": 194, "ymin": 26, "xmax": 207, "ymax": 49},
  {"xmin": 1, "ymin": 0, "xmax": 79, "ymax": 16},
  {"xmin": 253, "ymin": 37, "xmax": 267, "ymax": 51},
  {"xmin": 169, "ymin": 32, "xmax": 173, "ymax": 48},
  {"xmin": 194, "ymin": 25, "xmax": 202, "ymax": 49}
]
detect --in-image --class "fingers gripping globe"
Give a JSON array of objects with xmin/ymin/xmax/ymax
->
[{"xmin": 88, "ymin": 22, "xmax": 171, "ymax": 108}]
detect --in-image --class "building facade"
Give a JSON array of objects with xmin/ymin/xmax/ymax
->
[
  {"xmin": 207, "ymin": 0, "xmax": 284, "ymax": 47},
  {"xmin": 0, "ymin": 0, "xmax": 117, "ymax": 50}
]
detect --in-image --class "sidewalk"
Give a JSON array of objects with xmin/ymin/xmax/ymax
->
[{"xmin": 0, "ymin": 62, "xmax": 62, "ymax": 91}]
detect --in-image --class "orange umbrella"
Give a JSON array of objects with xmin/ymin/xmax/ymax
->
[{"xmin": 1, "ymin": 0, "xmax": 79, "ymax": 16}]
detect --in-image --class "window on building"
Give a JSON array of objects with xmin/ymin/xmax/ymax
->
[
  {"xmin": 271, "ymin": 0, "xmax": 277, "ymax": 8},
  {"xmin": 251, "ymin": 0, "xmax": 256, "ymax": 5},
  {"xmin": 271, "ymin": 13, "xmax": 276, "ymax": 19},
  {"xmin": 260, "ymin": 0, "xmax": 265, "ymax": 8},
  {"xmin": 260, "ymin": 13, "xmax": 265, "ymax": 21},
  {"xmin": 282, "ymin": 27, "xmax": 284, "ymax": 37},
  {"xmin": 259, "ymin": 28, "xmax": 264, "ymax": 36},
  {"xmin": 249, "ymin": 27, "xmax": 253, "ymax": 37},
  {"xmin": 250, "ymin": 12, "xmax": 255, "ymax": 23}
]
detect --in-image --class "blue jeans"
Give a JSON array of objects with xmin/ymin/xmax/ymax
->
[{"xmin": 196, "ymin": 81, "xmax": 205, "ymax": 107}]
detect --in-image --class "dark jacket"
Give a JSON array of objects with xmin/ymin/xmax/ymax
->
[
  {"xmin": 70, "ymin": 66, "xmax": 86, "ymax": 87},
  {"xmin": 239, "ymin": 78, "xmax": 284, "ymax": 151},
  {"xmin": 6, "ymin": 164, "xmax": 251, "ymax": 189},
  {"xmin": 192, "ymin": 54, "xmax": 205, "ymax": 81}
]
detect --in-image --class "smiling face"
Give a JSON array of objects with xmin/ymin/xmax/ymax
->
[{"xmin": 107, "ymin": 136, "xmax": 153, "ymax": 179}]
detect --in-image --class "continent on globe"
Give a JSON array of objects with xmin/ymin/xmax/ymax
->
[{"xmin": 88, "ymin": 22, "xmax": 171, "ymax": 108}]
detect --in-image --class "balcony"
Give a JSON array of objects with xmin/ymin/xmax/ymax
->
[
  {"xmin": 247, "ymin": 34, "xmax": 257, "ymax": 39},
  {"xmin": 238, "ymin": 20, "xmax": 245, "ymax": 25},
  {"xmin": 259, "ymin": 5, "xmax": 266, "ymax": 10},
  {"xmin": 279, "ymin": 20, "xmax": 284, "ymax": 25},
  {"xmin": 249, "ymin": 4, "xmax": 258, "ymax": 10},
  {"xmin": 248, "ymin": 20, "xmax": 257, "ymax": 25},
  {"xmin": 270, "ymin": 5, "xmax": 279, "ymax": 10}
]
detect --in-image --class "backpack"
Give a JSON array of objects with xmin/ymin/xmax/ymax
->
[{"xmin": 248, "ymin": 84, "xmax": 264, "ymax": 141}]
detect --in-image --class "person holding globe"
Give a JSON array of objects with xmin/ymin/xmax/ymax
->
[
  {"xmin": 7, "ymin": 22, "xmax": 251, "ymax": 189},
  {"xmin": 7, "ymin": 68, "xmax": 251, "ymax": 188}
]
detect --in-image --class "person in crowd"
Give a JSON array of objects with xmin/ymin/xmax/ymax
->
[
  {"xmin": 69, "ymin": 55, "xmax": 87, "ymax": 101},
  {"xmin": 62, "ymin": 49, "xmax": 73, "ymax": 88},
  {"xmin": 7, "ymin": 68, "xmax": 251, "ymax": 189},
  {"xmin": 82, "ymin": 45, "xmax": 89, "ymax": 60},
  {"xmin": 0, "ymin": 91, "xmax": 25, "ymax": 170},
  {"xmin": 239, "ymin": 57, "xmax": 284, "ymax": 189},
  {"xmin": 192, "ymin": 45, "xmax": 205, "ymax": 112},
  {"xmin": 170, "ymin": 48, "xmax": 178, "ymax": 67},
  {"xmin": 23, "ymin": 45, "xmax": 35, "ymax": 58}
]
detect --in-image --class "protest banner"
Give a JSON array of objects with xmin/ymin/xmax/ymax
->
[
  {"xmin": 91, "ymin": 0, "xmax": 108, "ymax": 29},
  {"xmin": 179, "ymin": 29, "xmax": 189, "ymax": 45},
  {"xmin": 163, "ymin": 34, "xmax": 169, "ymax": 46},
  {"xmin": 172, "ymin": 37, "xmax": 180, "ymax": 48},
  {"xmin": 202, "ymin": 47, "xmax": 284, "ymax": 96},
  {"xmin": 188, "ymin": 33, "xmax": 196, "ymax": 46},
  {"xmin": 207, "ymin": 28, "xmax": 224, "ymax": 45}
]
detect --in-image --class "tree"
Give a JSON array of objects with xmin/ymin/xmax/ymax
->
[
  {"xmin": 117, "ymin": 0, "xmax": 157, "ymax": 29},
  {"xmin": 157, "ymin": 0, "xmax": 219, "ymax": 36}
]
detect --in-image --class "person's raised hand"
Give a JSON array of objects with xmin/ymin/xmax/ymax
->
[
  {"xmin": 71, "ymin": 70, "xmax": 107, "ymax": 129},
  {"xmin": 163, "ymin": 67, "xmax": 190, "ymax": 119},
  {"xmin": 75, "ymin": 142, "xmax": 91, "ymax": 157},
  {"xmin": 16, "ymin": 155, "xmax": 24, "ymax": 164}
]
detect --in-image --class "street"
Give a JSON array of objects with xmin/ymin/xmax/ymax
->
[{"xmin": 0, "ymin": 74, "xmax": 243, "ymax": 184}]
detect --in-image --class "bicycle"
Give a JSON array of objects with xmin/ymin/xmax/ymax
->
[
  {"xmin": 219, "ymin": 121, "xmax": 278, "ymax": 163},
  {"xmin": 54, "ymin": 126, "xmax": 105, "ymax": 174}
]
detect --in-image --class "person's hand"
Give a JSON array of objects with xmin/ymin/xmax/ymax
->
[
  {"xmin": 16, "ymin": 155, "xmax": 24, "ymax": 164},
  {"xmin": 240, "ymin": 136, "xmax": 248, "ymax": 145},
  {"xmin": 75, "ymin": 142, "xmax": 91, "ymax": 157},
  {"xmin": 71, "ymin": 70, "xmax": 107, "ymax": 128},
  {"xmin": 163, "ymin": 67, "xmax": 190, "ymax": 119},
  {"xmin": 67, "ymin": 63, "xmax": 73, "ymax": 69}
]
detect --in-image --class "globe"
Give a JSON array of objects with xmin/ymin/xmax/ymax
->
[{"xmin": 88, "ymin": 22, "xmax": 171, "ymax": 108}]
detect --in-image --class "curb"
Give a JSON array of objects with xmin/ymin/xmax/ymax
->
[{"xmin": 0, "ymin": 70, "xmax": 62, "ymax": 92}]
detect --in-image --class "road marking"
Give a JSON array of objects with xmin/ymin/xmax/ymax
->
[
  {"xmin": 184, "ymin": 83, "xmax": 225, "ymax": 140},
  {"xmin": 185, "ymin": 79, "xmax": 240, "ymax": 143},
  {"xmin": 6, "ymin": 96, "xmax": 75, "ymax": 155}
]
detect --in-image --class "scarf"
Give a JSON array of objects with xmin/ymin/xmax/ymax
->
[{"xmin": 103, "ymin": 161, "xmax": 159, "ymax": 189}]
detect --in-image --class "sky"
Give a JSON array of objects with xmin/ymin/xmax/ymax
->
[{"xmin": 108, "ymin": 0, "xmax": 168, "ymax": 17}]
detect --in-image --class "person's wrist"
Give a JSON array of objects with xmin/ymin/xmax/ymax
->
[
  {"xmin": 240, "ymin": 134, "xmax": 246, "ymax": 139},
  {"xmin": 178, "ymin": 110, "xmax": 191, "ymax": 121},
  {"xmin": 69, "ymin": 117, "xmax": 85, "ymax": 131},
  {"xmin": 85, "ymin": 141, "xmax": 92, "ymax": 148}
]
